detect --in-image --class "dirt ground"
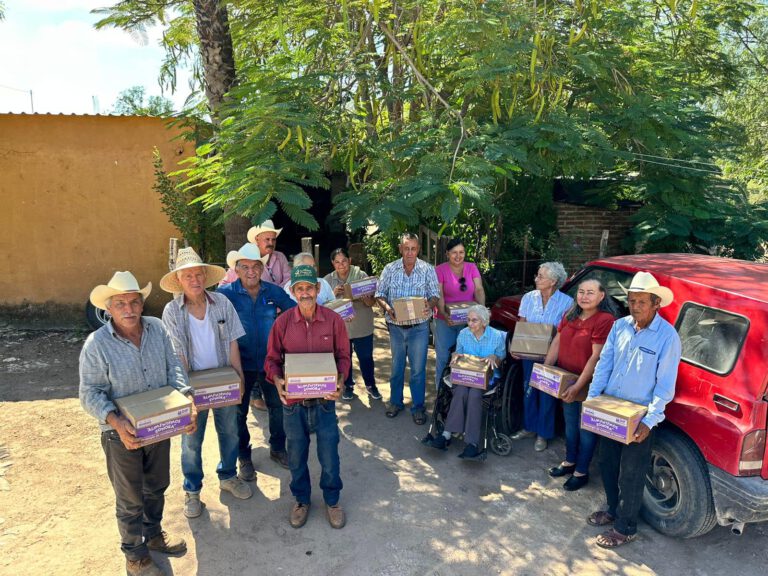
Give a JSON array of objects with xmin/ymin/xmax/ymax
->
[{"xmin": 1, "ymin": 318, "xmax": 767, "ymax": 576}]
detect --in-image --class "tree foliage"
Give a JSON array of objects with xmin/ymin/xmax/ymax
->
[{"xmin": 111, "ymin": 85, "xmax": 175, "ymax": 116}]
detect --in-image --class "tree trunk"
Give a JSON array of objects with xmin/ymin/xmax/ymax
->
[{"xmin": 192, "ymin": 0, "xmax": 249, "ymax": 252}]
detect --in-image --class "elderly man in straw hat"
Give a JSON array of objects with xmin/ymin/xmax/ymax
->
[
  {"xmin": 585, "ymin": 271, "xmax": 681, "ymax": 548},
  {"xmin": 265, "ymin": 265, "xmax": 351, "ymax": 529},
  {"xmin": 218, "ymin": 243, "xmax": 297, "ymax": 478},
  {"xmin": 80, "ymin": 271, "xmax": 196, "ymax": 576},
  {"xmin": 160, "ymin": 248, "xmax": 251, "ymax": 518}
]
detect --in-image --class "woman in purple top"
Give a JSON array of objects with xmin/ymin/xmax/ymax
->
[{"xmin": 434, "ymin": 238, "xmax": 486, "ymax": 390}]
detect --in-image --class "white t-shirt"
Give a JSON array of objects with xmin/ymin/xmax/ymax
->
[{"xmin": 188, "ymin": 306, "xmax": 218, "ymax": 371}]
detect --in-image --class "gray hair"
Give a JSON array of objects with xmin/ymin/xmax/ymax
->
[
  {"xmin": 292, "ymin": 252, "xmax": 315, "ymax": 266},
  {"xmin": 105, "ymin": 294, "xmax": 145, "ymax": 309},
  {"xmin": 467, "ymin": 304, "xmax": 490, "ymax": 326},
  {"xmin": 539, "ymin": 261, "xmax": 568, "ymax": 289},
  {"xmin": 399, "ymin": 232, "xmax": 420, "ymax": 245}
]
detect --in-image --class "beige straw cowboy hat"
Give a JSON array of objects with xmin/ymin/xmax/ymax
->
[
  {"xmin": 90, "ymin": 271, "xmax": 152, "ymax": 311},
  {"xmin": 247, "ymin": 219, "xmax": 283, "ymax": 244},
  {"xmin": 160, "ymin": 247, "xmax": 226, "ymax": 293},
  {"xmin": 621, "ymin": 271, "xmax": 674, "ymax": 307},
  {"xmin": 226, "ymin": 243, "xmax": 269, "ymax": 270}
]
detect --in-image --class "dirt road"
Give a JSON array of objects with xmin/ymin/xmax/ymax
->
[{"xmin": 1, "ymin": 321, "xmax": 766, "ymax": 576}]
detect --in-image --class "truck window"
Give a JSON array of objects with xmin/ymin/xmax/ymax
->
[
  {"xmin": 565, "ymin": 266, "xmax": 633, "ymax": 317},
  {"xmin": 676, "ymin": 303, "xmax": 749, "ymax": 375}
]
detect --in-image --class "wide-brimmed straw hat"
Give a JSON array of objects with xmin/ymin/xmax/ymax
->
[
  {"xmin": 226, "ymin": 243, "xmax": 269, "ymax": 270},
  {"xmin": 621, "ymin": 271, "xmax": 674, "ymax": 307},
  {"xmin": 247, "ymin": 219, "xmax": 283, "ymax": 243},
  {"xmin": 90, "ymin": 271, "xmax": 152, "ymax": 311},
  {"xmin": 160, "ymin": 247, "xmax": 226, "ymax": 293}
]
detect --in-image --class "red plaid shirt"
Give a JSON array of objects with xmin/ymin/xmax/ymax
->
[{"xmin": 264, "ymin": 304, "xmax": 351, "ymax": 405}]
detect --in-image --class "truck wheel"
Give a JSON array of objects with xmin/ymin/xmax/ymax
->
[
  {"xmin": 85, "ymin": 301, "xmax": 110, "ymax": 331},
  {"xmin": 642, "ymin": 428, "xmax": 718, "ymax": 538}
]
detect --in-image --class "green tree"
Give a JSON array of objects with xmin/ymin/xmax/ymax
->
[{"xmin": 111, "ymin": 85, "xmax": 174, "ymax": 116}]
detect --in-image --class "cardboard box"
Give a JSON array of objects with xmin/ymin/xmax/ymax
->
[
  {"xmin": 580, "ymin": 395, "xmax": 648, "ymax": 444},
  {"xmin": 343, "ymin": 276, "xmax": 378, "ymax": 300},
  {"xmin": 446, "ymin": 301, "xmax": 475, "ymax": 323},
  {"xmin": 392, "ymin": 297, "xmax": 427, "ymax": 323},
  {"xmin": 326, "ymin": 298, "xmax": 356, "ymax": 321},
  {"xmin": 450, "ymin": 354, "xmax": 492, "ymax": 389},
  {"xmin": 114, "ymin": 387, "xmax": 192, "ymax": 446},
  {"xmin": 530, "ymin": 363, "xmax": 586, "ymax": 401},
  {"xmin": 509, "ymin": 322, "xmax": 555, "ymax": 360},
  {"xmin": 188, "ymin": 366, "xmax": 242, "ymax": 410},
  {"xmin": 284, "ymin": 353, "xmax": 339, "ymax": 399}
]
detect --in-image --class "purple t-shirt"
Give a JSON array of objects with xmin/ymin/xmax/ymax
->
[{"xmin": 436, "ymin": 261, "xmax": 481, "ymax": 319}]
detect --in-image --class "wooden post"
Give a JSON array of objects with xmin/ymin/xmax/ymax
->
[
  {"xmin": 522, "ymin": 233, "xmax": 529, "ymax": 286},
  {"xmin": 314, "ymin": 244, "xmax": 320, "ymax": 269},
  {"xmin": 168, "ymin": 238, "xmax": 179, "ymax": 272},
  {"xmin": 301, "ymin": 237, "xmax": 312, "ymax": 255},
  {"xmin": 599, "ymin": 229, "xmax": 610, "ymax": 258}
]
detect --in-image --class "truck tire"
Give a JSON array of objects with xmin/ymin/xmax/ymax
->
[
  {"xmin": 642, "ymin": 428, "xmax": 718, "ymax": 538},
  {"xmin": 498, "ymin": 362, "xmax": 522, "ymax": 435},
  {"xmin": 85, "ymin": 301, "xmax": 110, "ymax": 331}
]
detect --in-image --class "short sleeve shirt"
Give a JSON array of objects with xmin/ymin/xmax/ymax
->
[{"xmin": 556, "ymin": 311, "xmax": 615, "ymax": 375}]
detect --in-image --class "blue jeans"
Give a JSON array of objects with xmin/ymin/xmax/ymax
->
[
  {"xmin": 282, "ymin": 401, "xmax": 343, "ymax": 506},
  {"xmin": 563, "ymin": 400, "xmax": 598, "ymax": 475},
  {"xmin": 239, "ymin": 370, "xmax": 286, "ymax": 459},
  {"xmin": 344, "ymin": 334, "xmax": 376, "ymax": 391},
  {"xmin": 387, "ymin": 321, "xmax": 429, "ymax": 413},
  {"xmin": 433, "ymin": 318, "xmax": 463, "ymax": 390},
  {"xmin": 181, "ymin": 403, "xmax": 239, "ymax": 493},
  {"xmin": 522, "ymin": 359, "xmax": 557, "ymax": 439}
]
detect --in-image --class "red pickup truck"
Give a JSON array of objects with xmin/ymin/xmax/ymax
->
[{"xmin": 491, "ymin": 253, "xmax": 768, "ymax": 538}]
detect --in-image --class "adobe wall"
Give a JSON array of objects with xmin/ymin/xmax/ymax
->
[{"xmin": 0, "ymin": 114, "xmax": 193, "ymax": 319}]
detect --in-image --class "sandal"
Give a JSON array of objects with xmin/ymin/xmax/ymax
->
[
  {"xmin": 596, "ymin": 528, "xmax": 637, "ymax": 548},
  {"xmin": 385, "ymin": 405, "xmax": 402, "ymax": 418},
  {"xmin": 412, "ymin": 410, "xmax": 427, "ymax": 425},
  {"xmin": 587, "ymin": 511, "xmax": 615, "ymax": 526}
]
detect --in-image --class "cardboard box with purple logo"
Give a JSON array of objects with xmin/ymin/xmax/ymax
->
[
  {"xmin": 114, "ymin": 387, "xmax": 192, "ymax": 446},
  {"xmin": 508, "ymin": 322, "xmax": 555, "ymax": 360},
  {"xmin": 530, "ymin": 363, "xmax": 586, "ymax": 401},
  {"xmin": 343, "ymin": 276, "xmax": 378, "ymax": 300},
  {"xmin": 446, "ymin": 301, "xmax": 474, "ymax": 324},
  {"xmin": 580, "ymin": 395, "xmax": 647, "ymax": 444},
  {"xmin": 392, "ymin": 297, "xmax": 427, "ymax": 323},
  {"xmin": 285, "ymin": 353, "xmax": 339, "ymax": 399},
  {"xmin": 450, "ymin": 354, "xmax": 492, "ymax": 389},
  {"xmin": 326, "ymin": 298, "xmax": 356, "ymax": 321},
  {"xmin": 188, "ymin": 366, "xmax": 242, "ymax": 410}
]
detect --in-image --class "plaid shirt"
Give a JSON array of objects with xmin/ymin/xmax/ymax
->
[
  {"xmin": 79, "ymin": 316, "xmax": 191, "ymax": 432},
  {"xmin": 161, "ymin": 291, "xmax": 245, "ymax": 370},
  {"xmin": 375, "ymin": 258, "xmax": 440, "ymax": 326},
  {"xmin": 455, "ymin": 325, "xmax": 507, "ymax": 379}
]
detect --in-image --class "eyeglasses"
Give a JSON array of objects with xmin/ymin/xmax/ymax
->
[{"xmin": 459, "ymin": 277, "xmax": 467, "ymax": 292}]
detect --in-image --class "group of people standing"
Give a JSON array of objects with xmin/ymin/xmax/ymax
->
[{"xmin": 79, "ymin": 224, "xmax": 681, "ymax": 575}]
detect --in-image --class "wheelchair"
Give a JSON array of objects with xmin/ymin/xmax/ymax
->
[{"xmin": 421, "ymin": 364, "xmax": 513, "ymax": 460}]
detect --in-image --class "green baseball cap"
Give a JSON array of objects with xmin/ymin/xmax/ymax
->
[{"xmin": 290, "ymin": 265, "xmax": 317, "ymax": 287}]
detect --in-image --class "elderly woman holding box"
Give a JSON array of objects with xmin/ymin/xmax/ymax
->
[
  {"xmin": 324, "ymin": 248, "xmax": 382, "ymax": 402},
  {"xmin": 426, "ymin": 305, "xmax": 505, "ymax": 459},
  {"xmin": 543, "ymin": 278, "xmax": 617, "ymax": 490},
  {"xmin": 434, "ymin": 239, "xmax": 486, "ymax": 390},
  {"xmin": 511, "ymin": 261, "xmax": 573, "ymax": 451}
]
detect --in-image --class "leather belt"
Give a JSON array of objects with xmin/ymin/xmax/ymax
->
[{"xmin": 300, "ymin": 398, "xmax": 328, "ymax": 407}]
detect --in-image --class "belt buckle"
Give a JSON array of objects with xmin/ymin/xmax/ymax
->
[{"xmin": 301, "ymin": 398, "xmax": 320, "ymax": 407}]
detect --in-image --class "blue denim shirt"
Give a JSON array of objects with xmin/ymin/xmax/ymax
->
[
  {"xmin": 217, "ymin": 279, "xmax": 297, "ymax": 372},
  {"xmin": 588, "ymin": 313, "xmax": 681, "ymax": 429}
]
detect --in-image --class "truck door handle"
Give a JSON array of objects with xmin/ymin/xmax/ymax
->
[{"xmin": 713, "ymin": 394, "xmax": 740, "ymax": 413}]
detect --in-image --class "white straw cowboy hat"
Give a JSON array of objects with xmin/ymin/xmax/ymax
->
[
  {"xmin": 621, "ymin": 271, "xmax": 674, "ymax": 307},
  {"xmin": 226, "ymin": 243, "xmax": 269, "ymax": 270},
  {"xmin": 247, "ymin": 219, "xmax": 283, "ymax": 244},
  {"xmin": 90, "ymin": 271, "xmax": 152, "ymax": 311},
  {"xmin": 160, "ymin": 247, "xmax": 226, "ymax": 293}
]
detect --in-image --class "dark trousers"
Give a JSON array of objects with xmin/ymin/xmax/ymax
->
[
  {"xmin": 598, "ymin": 431, "xmax": 655, "ymax": 536},
  {"xmin": 444, "ymin": 385, "xmax": 484, "ymax": 446},
  {"xmin": 101, "ymin": 431, "xmax": 170, "ymax": 561},
  {"xmin": 522, "ymin": 359, "xmax": 557, "ymax": 439},
  {"xmin": 344, "ymin": 334, "xmax": 376, "ymax": 391},
  {"xmin": 239, "ymin": 370, "xmax": 286, "ymax": 460}
]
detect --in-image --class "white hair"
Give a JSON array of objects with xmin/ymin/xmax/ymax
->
[
  {"xmin": 540, "ymin": 261, "xmax": 568, "ymax": 289},
  {"xmin": 293, "ymin": 252, "xmax": 315, "ymax": 266},
  {"xmin": 467, "ymin": 304, "xmax": 490, "ymax": 326}
]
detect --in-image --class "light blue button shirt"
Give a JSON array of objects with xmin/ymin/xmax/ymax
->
[
  {"xmin": 456, "ymin": 325, "xmax": 507, "ymax": 379},
  {"xmin": 518, "ymin": 289, "xmax": 573, "ymax": 325},
  {"xmin": 588, "ymin": 313, "xmax": 681, "ymax": 429}
]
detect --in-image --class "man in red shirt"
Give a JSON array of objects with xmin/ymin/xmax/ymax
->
[{"xmin": 265, "ymin": 265, "xmax": 351, "ymax": 529}]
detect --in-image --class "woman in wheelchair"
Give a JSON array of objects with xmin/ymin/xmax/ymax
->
[
  {"xmin": 544, "ymin": 278, "xmax": 618, "ymax": 491},
  {"xmin": 426, "ymin": 305, "xmax": 506, "ymax": 459}
]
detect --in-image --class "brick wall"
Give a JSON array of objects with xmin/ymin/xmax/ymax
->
[{"xmin": 555, "ymin": 202, "xmax": 637, "ymax": 273}]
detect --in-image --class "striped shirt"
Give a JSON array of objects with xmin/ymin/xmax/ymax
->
[
  {"xmin": 161, "ymin": 291, "xmax": 245, "ymax": 370},
  {"xmin": 79, "ymin": 316, "xmax": 191, "ymax": 432},
  {"xmin": 375, "ymin": 258, "xmax": 440, "ymax": 326},
  {"xmin": 455, "ymin": 325, "xmax": 507, "ymax": 379},
  {"xmin": 518, "ymin": 289, "xmax": 573, "ymax": 326}
]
